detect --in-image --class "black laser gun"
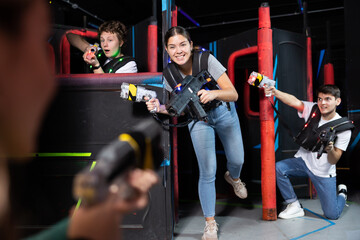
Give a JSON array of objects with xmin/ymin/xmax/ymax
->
[
  {"xmin": 316, "ymin": 128, "xmax": 337, "ymax": 159},
  {"xmin": 315, "ymin": 120, "xmax": 353, "ymax": 159},
  {"xmin": 72, "ymin": 119, "xmax": 162, "ymax": 206},
  {"xmin": 166, "ymin": 70, "xmax": 216, "ymax": 121}
]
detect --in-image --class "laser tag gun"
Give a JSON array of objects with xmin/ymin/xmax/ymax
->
[
  {"xmin": 85, "ymin": 42, "xmax": 100, "ymax": 60},
  {"xmin": 314, "ymin": 119, "xmax": 354, "ymax": 159},
  {"xmin": 316, "ymin": 128, "xmax": 337, "ymax": 159},
  {"xmin": 72, "ymin": 119, "xmax": 162, "ymax": 206},
  {"xmin": 247, "ymin": 71, "xmax": 276, "ymax": 97},
  {"xmin": 166, "ymin": 70, "xmax": 215, "ymax": 121},
  {"xmin": 120, "ymin": 83, "xmax": 157, "ymax": 102}
]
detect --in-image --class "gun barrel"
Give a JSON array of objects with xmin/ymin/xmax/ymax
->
[{"xmin": 73, "ymin": 118, "xmax": 162, "ymax": 206}]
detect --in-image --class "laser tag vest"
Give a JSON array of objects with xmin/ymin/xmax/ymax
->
[
  {"xmin": 163, "ymin": 50, "xmax": 222, "ymax": 112},
  {"xmin": 102, "ymin": 56, "xmax": 136, "ymax": 73},
  {"xmin": 294, "ymin": 104, "xmax": 355, "ymax": 152}
]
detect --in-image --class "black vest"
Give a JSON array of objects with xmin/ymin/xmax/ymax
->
[
  {"xmin": 163, "ymin": 50, "xmax": 221, "ymax": 112},
  {"xmin": 295, "ymin": 104, "xmax": 355, "ymax": 152},
  {"xmin": 102, "ymin": 56, "xmax": 136, "ymax": 73}
]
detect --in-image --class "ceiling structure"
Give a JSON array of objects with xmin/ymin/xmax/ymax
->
[{"xmin": 51, "ymin": 0, "xmax": 346, "ymax": 71}]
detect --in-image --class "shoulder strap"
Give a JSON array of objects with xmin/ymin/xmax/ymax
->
[
  {"xmin": 163, "ymin": 62, "xmax": 184, "ymax": 89},
  {"xmin": 102, "ymin": 56, "xmax": 136, "ymax": 73},
  {"xmin": 192, "ymin": 50, "xmax": 210, "ymax": 76},
  {"xmin": 318, "ymin": 117, "xmax": 355, "ymax": 133}
]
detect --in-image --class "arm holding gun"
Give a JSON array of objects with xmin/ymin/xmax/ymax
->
[
  {"xmin": 248, "ymin": 71, "xmax": 276, "ymax": 97},
  {"xmin": 69, "ymin": 119, "xmax": 161, "ymax": 239}
]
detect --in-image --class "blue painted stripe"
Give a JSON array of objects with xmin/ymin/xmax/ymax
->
[
  {"xmin": 273, "ymin": 55, "xmax": 278, "ymax": 80},
  {"xmin": 316, "ymin": 49, "xmax": 325, "ymax": 79},
  {"xmin": 162, "ymin": 0, "xmax": 167, "ymax": 11},
  {"xmin": 132, "ymin": 26, "xmax": 135, "ymax": 58},
  {"xmin": 253, "ymin": 144, "xmax": 261, "ymax": 149},
  {"xmin": 144, "ymin": 83, "xmax": 164, "ymax": 88},
  {"xmin": 213, "ymin": 41, "xmax": 217, "ymax": 58},
  {"xmin": 273, "ymin": 55, "xmax": 279, "ymax": 151},
  {"xmin": 349, "ymin": 132, "xmax": 360, "ymax": 152},
  {"xmin": 291, "ymin": 208, "xmax": 335, "ymax": 240},
  {"xmin": 141, "ymin": 77, "xmax": 163, "ymax": 84},
  {"xmin": 161, "ymin": 159, "xmax": 170, "ymax": 166},
  {"xmin": 348, "ymin": 109, "xmax": 360, "ymax": 113}
]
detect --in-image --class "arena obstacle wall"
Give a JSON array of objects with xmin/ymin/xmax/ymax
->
[{"xmin": 11, "ymin": 74, "xmax": 173, "ymax": 239}]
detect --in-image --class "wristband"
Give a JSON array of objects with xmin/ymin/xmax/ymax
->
[{"xmin": 92, "ymin": 64, "xmax": 101, "ymax": 70}]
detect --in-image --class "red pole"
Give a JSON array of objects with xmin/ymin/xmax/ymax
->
[
  {"xmin": 147, "ymin": 24, "xmax": 158, "ymax": 72},
  {"xmin": 258, "ymin": 2, "xmax": 277, "ymax": 221},
  {"xmin": 306, "ymin": 37, "xmax": 314, "ymax": 101},
  {"xmin": 171, "ymin": 5, "xmax": 179, "ymax": 223},
  {"xmin": 324, "ymin": 63, "xmax": 335, "ymax": 85},
  {"xmin": 60, "ymin": 29, "xmax": 98, "ymax": 74}
]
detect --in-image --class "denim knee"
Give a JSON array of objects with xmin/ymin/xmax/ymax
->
[{"xmin": 324, "ymin": 211, "xmax": 340, "ymax": 220}]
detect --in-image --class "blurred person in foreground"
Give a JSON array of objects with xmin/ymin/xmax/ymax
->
[{"xmin": 0, "ymin": 0, "xmax": 158, "ymax": 239}]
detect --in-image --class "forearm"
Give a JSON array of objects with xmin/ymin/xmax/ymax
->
[
  {"xmin": 157, "ymin": 104, "xmax": 169, "ymax": 115},
  {"xmin": 66, "ymin": 33, "xmax": 91, "ymax": 52},
  {"xmin": 272, "ymin": 88, "xmax": 304, "ymax": 112},
  {"xmin": 212, "ymin": 88, "xmax": 238, "ymax": 102},
  {"xmin": 327, "ymin": 147, "xmax": 342, "ymax": 165}
]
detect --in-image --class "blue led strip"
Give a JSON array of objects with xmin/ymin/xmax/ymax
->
[
  {"xmin": 317, "ymin": 49, "xmax": 325, "ymax": 79},
  {"xmin": 178, "ymin": 8, "xmax": 200, "ymax": 27},
  {"xmin": 291, "ymin": 208, "xmax": 335, "ymax": 240}
]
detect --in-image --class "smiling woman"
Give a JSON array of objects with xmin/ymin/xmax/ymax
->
[{"xmin": 66, "ymin": 20, "xmax": 138, "ymax": 73}]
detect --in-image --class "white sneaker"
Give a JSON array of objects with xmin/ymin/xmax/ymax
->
[
  {"xmin": 338, "ymin": 184, "xmax": 347, "ymax": 201},
  {"xmin": 278, "ymin": 201, "xmax": 305, "ymax": 219},
  {"xmin": 202, "ymin": 220, "xmax": 218, "ymax": 240},
  {"xmin": 224, "ymin": 171, "xmax": 248, "ymax": 199}
]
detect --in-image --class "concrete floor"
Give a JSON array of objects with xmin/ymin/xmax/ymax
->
[{"xmin": 173, "ymin": 184, "xmax": 360, "ymax": 240}]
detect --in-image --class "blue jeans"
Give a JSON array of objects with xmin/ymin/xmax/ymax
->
[
  {"xmin": 276, "ymin": 157, "xmax": 346, "ymax": 220},
  {"xmin": 188, "ymin": 102, "xmax": 244, "ymax": 218}
]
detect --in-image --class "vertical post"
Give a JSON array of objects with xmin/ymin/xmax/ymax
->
[
  {"xmin": 162, "ymin": 0, "xmax": 172, "ymax": 68},
  {"xmin": 169, "ymin": 3, "xmax": 179, "ymax": 223},
  {"xmin": 258, "ymin": 2, "xmax": 277, "ymax": 221},
  {"xmin": 324, "ymin": 21, "xmax": 335, "ymax": 85},
  {"xmin": 147, "ymin": 0, "xmax": 158, "ymax": 72},
  {"xmin": 303, "ymin": 1, "xmax": 314, "ymax": 101}
]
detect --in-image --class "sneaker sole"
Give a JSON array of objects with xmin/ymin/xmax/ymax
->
[
  {"xmin": 224, "ymin": 174, "xmax": 248, "ymax": 199},
  {"xmin": 278, "ymin": 209, "xmax": 305, "ymax": 219},
  {"xmin": 202, "ymin": 235, "xmax": 218, "ymax": 240}
]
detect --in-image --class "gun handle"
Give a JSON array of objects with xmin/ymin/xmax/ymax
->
[{"xmin": 190, "ymin": 100, "xmax": 207, "ymax": 121}]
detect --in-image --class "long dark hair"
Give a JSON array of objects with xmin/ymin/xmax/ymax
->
[{"xmin": 164, "ymin": 26, "xmax": 191, "ymax": 47}]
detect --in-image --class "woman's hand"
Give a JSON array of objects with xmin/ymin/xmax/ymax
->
[
  {"xmin": 145, "ymin": 97, "xmax": 160, "ymax": 113},
  {"xmin": 197, "ymin": 89, "xmax": 217, "ymax": 104}
]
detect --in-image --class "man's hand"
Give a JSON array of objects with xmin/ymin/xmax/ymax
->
[
  {"xmin": 325, "ymin": 141, "xmax": 335, "ymax": 153},
  {"xmin": 68, "ymin": 168, "xmax": 159, "ymax": 240}
]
